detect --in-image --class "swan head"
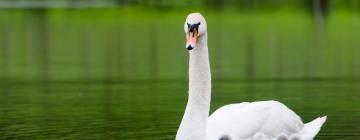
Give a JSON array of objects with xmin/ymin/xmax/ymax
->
[{"xmin": 184, "ymin": 13, "xmax": 207, "ymax": 51}]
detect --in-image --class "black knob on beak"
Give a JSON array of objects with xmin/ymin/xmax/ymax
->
[
  {"xmin": 187, "ymin": 22, "xmax": 201, "ymax": 33},
  {"xmin": 187, "ymin": 45, "xmax": 193, "ymax": 50}
]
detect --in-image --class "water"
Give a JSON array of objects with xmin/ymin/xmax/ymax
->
[
  {"xmin": 1, "ymin": 10, "xmax": 360, "ymax": 81},
  {"xmin": 0, "ymin": 9, "xmax": 360, "ymax": 139},
  {"xmin": 0, "ymin": 79, "xmax": 359, "ymax": 139}
]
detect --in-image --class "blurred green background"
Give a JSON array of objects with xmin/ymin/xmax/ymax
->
[{"xmin": 0, "ymin": 0, "xmax": 360, "ymax": 139}]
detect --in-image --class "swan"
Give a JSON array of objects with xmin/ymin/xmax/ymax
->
[{"xmin": 176, "ymin": 13, "xmax": 327, "ymax": 140}]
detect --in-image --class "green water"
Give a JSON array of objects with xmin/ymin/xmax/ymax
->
[
  {"xmin": 1, "ymin": 9, "xmax": 360, "ymax": 80},
  {"xmin": 0, "ymin": 80, "xmax": 359, "ymax": 139},
  {"xmin": 0, "ymin": 9, "xmax": 360, "ymax": 139}
]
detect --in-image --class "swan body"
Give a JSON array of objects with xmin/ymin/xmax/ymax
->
[
  {"xmin": 207, "ymin": 101, "xmax": 327, "ymax": 140},
  {"xmin": 176, "ymin": 13, "xmax": 326, "ymax": 140}
]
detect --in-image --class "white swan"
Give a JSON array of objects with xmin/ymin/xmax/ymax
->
[{"xmin": 176, "ymin": 13, "xmax": 327, "ymax": 140}]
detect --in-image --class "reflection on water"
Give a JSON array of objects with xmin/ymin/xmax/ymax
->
[
  {"xmin": 0, "ymin": 8, "xmax": 360, "ymax": 139},
  {"xmin": 0, "ymin": 79, "xmax": 359, "ymax": 139},
  {"xmin": 1, "ymin": 10, "xmax": 360, "ymax": 81}
]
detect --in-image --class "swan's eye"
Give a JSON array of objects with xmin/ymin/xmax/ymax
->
[
  {"xmin": 187, "ymin": 22, "xmax": 200, "ymax": 29},
  {"xmin": 195, "ymin": 22, "xmax": 201, "ymax": 26}
]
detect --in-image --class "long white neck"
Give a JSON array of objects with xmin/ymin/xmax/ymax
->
[{"xmin": 176, "ymin": 34, "xmax": 211, "ymax": 140}]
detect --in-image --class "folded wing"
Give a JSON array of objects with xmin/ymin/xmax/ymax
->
[{"xmin": 206, "ymin": 101, "xmax": 304, "ymax": 140}]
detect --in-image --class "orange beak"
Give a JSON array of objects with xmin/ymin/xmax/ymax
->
[{"xmin": 186, "ymin": 30, "xmax": 198, "ymax": 50}]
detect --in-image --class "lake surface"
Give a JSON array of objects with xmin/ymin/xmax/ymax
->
[
  {"xmin": 0, "ymin": 79, "xmax": 359, "ymax": 139},
  {"xmin": 0, "ymin": 9, "xmax": 360, "ymax": 139}
]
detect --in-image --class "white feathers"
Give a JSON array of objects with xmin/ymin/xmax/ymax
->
[
  {"xmin": 176, "ymin": 13, "xmax": 327, "ymax": 140},
  {"xmin": 206, "ymin": 101, "xmax": 326, "ymax": 140},
  {"xmin": 294, "ymin": 116, "xmax": 327, "ymax": 140}
]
